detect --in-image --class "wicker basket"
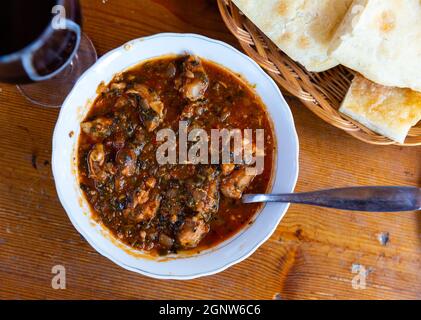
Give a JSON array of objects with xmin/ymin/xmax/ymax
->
[{"xmin": 218, "ymin": 0, "xmax": 421, "ymax": 146}]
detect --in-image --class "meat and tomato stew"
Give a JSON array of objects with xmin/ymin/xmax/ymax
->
[{"xmin": 78, "ymin": 55, "xmax": 275, "ymax": 255}]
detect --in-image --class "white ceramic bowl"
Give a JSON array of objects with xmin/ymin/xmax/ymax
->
[{"xmin": 52, "ymin": 33, "xmax": 299, "ymax": 279}]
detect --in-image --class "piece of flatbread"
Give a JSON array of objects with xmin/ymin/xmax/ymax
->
[
  {"xmin": 232, "ymin": 0, "xmax": 353, "ymax": 72},
  {"xmin": 330, "ymin": 0, "xmax": 421, "ymax": 92},
  {"xmin": 340, "ymin": 75, "xmax": 421, "ymax": 143}
]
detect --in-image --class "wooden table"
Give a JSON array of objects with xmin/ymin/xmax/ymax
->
[{"xmin": 0, "ymin": 0, "xmax": 420, "ymax": 300}]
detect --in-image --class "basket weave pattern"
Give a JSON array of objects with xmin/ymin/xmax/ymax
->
[{"xmin": 218, "ymin": 0, "xmax": 421, "ymax": 146}]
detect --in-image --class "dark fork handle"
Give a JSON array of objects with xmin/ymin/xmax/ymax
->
[{"xmin": 242, "ymin": 187, "xmax": 421, "ymax": 212}]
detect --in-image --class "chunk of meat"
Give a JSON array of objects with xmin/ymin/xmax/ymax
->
[
  {"xmin": 87, "ymin": 143, "xmax": 108, "ymax": 182},
  {"xmin": 127, "ymin": 195, "xmax": 161, "ymax": 223},
  {"xmin": 81, "ymin": 117, "xmax": 113, "ymax": 140},
  {"xmin": 133, "ymin": 188, "xmax": 150, "ymax": 207},
  {"xmin": 110, "ymin": 82, "xmax": 126, "ymax": 91},
  {"xmin": 179, "ymin": 55, "xmax": 209, "ymax": 101},
  {"xmin": 177, "ymin": 217, "xmax": 210, "ymax": 248},
  {"xmin": 130, "ymin": 176, "xmax": 158, "ymax": 209},
  {"xmin": 180, "ymin": 103, "xmax": 196, "ymax": 119},
  {"xmin": 165, "ymin": 62, "xmax": 176, "ymax": 78},
  {"xmin": 114, "ymin": 94, "xmax": 136, "ymax": 109},
  {"xmin": 159, "ymin": 233, "xmax": 174, "ymax": 249},
  {"xmin": 180, "ymin": 101, "xmax": 208, "ymax": 120},
  {"xmin": 189, "ymin": 179, "xmax": 219, "ymax": 220},
  {"xmin": 126, "ymin": 83, "xmax": 149, "ymax": 98},
  {"xmin": 220, "ymin": 167, "xmax": 256, "ymax": 199},
  {"xmin": 221, "ymin": 163, "xmax": 235, "ymax": 176},
  {"xmin": 126, "ymin": 84, "xmax": 165, "ymax": 131},
  {"xmin": 127, "ymin": 84, "xmax": 164, "ymax": 116},
  {"xmin": 183, "ymin": 79, "xmax": 208, "ymax": 101},
  {"xmin": 125, "ymin": 178, "xmax": 162, "ymax": 222},
  {"xmin": 219, "ymin": 136, "xmax": 261, "ymax": 179},
  {"xmin": 115, "ymin": 148, "xmax": 137, "ymax": 177},
  {"xmin": 136, "ymin": 196, "xmax": 161, "ymax": 223},
  {"xmin": 149, "ymin": 100, "xmax": 164, "ymax": 117},
  {"xmin": 145, "ymin": 177, "xmax": 156, "ymax": 188},
  {"xmin": 144, "ymin": 116, "xmax": 161, "ymax": 132}
]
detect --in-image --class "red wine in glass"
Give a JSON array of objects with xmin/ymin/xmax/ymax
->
[{"xmin": 0, "ymin": 0, "xmax": 97, "ymax": 107}]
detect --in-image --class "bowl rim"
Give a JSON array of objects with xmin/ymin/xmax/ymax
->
[{"xmin": 52, "ymin": 32, "xmax": 299, "ymax": 279}]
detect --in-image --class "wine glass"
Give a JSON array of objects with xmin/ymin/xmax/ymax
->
[{"xmin": 0, "ymin": 0, "xmax": 97, "ymax": 107}]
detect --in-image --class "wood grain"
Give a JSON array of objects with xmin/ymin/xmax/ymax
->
[{"xmin": 0, "ymin": 0, "xmax": 420, "ymax": 300}]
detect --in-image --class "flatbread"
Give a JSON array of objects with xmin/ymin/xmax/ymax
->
[
  {"xmin": 232, "ymin": 0, "xmax": 353, "ymax": 72},
  {"xmin": 330, "ymin": 0, "xmax": 421, "ymax": 92},
  {"xmin": 340, "ymin": 75, "xmax": 421, "ymax": 143}
]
